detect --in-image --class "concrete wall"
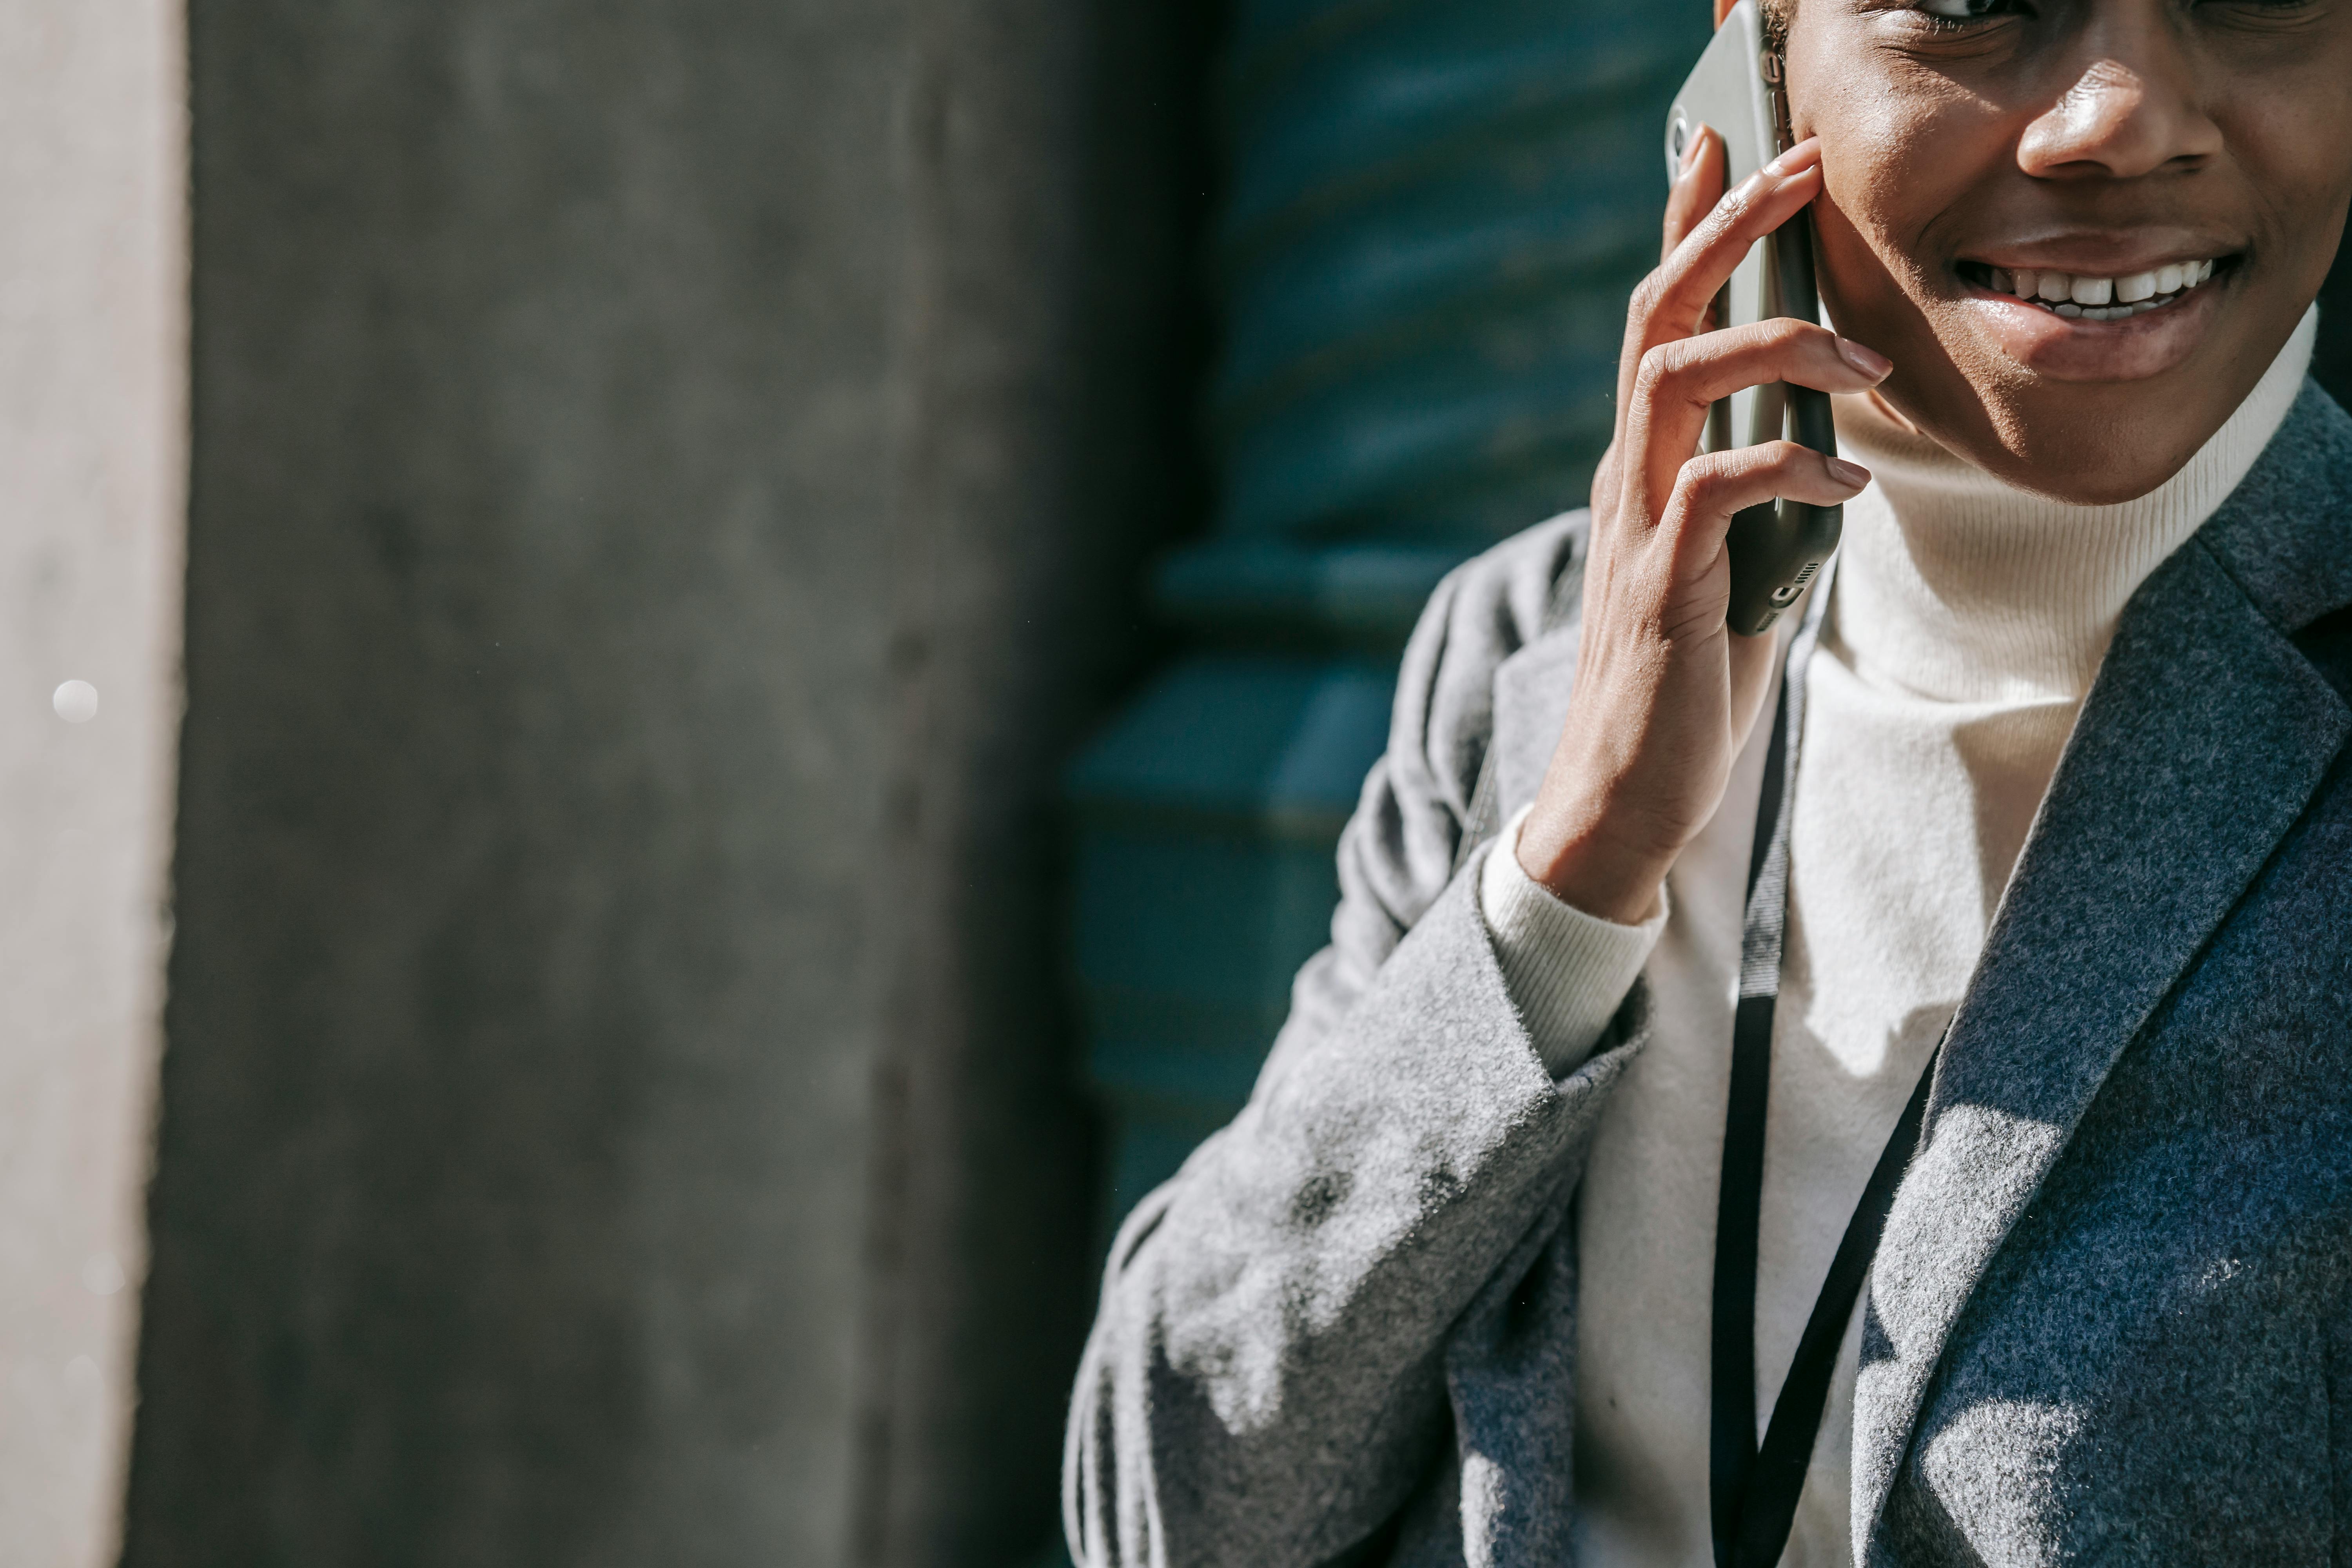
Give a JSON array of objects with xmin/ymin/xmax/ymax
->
[
  {"xmin": 121, "ymin": 0, "xmax": 1205, "ymax": 1564},
  {"xmin": 0, "ymin": 4, "xmax": 187, "ymax": 1565},
  {"xmin": 848, "ymin": 3, "xmax": 1215, "ymax": 1562}
]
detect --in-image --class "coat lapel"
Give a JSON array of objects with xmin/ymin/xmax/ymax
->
[{"xmin": 1850, "ymin": 382, "xmax": 2352, "ymax": 1555}]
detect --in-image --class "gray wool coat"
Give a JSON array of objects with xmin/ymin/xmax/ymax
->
[{"xmin": 1063, "ymin": 380, "xmax": 2352, "ymax": 1568}]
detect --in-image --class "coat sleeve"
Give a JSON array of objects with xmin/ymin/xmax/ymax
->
[{"xmin": 1061, "ymin": 514, "xmax": 1649, "ymax": 1568}]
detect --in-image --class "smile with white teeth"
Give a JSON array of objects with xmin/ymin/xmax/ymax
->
[{"xmin": 1972, "ymin": 258, "xmax": 2223, "ymax": 321}]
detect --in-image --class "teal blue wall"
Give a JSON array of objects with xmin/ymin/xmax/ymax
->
[{"xmin": 1070, "ymin": 0, "xmax": 1713, "ymax": 1232}]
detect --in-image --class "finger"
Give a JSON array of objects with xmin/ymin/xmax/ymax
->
[
  {"xmin": 1661, "ymin": 125, "xmax": 1726, "ymax": 265},
  {"xmin": 1626, "ymin": 319, "xmax": 1891, "ymax": 504},
  {"xmin": 1635, "ymin": 140, "xmax": 1824, "ymax": 351},
  {"xmin": 1612, "ymin": 140, "xmax": 1824, "ymax": 425},
  {"xmin": 1661, "ymin": 441, "xmax": 1870, "ymax": 583}
]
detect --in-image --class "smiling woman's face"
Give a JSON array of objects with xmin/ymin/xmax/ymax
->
[{"xmin": 1784, "ymin": 0, "xmax": 2352, "ymax": 501}]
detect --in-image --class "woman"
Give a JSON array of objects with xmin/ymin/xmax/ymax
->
[{"xmin": 1065, "ymin": 0, "xmax": 2352, "ymax": 1561}]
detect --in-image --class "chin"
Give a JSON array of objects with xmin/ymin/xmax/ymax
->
[{"xmin": 1959, "ymin": 400, "xmax": 2210, "ymax": 506}]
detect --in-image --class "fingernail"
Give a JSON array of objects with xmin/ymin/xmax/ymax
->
[
  {"xmin": 1679, "ymin": 127, "xmax": 1707, "ymax": 176},
  {"xmin": 1828, "ymin": 456, "xmax": 1870, "ymax": 487},
  {"xmin": 1838, "ymin": 338, "xmax": 1892, "ymax": 379}
]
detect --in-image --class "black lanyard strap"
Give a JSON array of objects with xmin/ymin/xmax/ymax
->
[{"xmin": 1707, "ymin": 570, "xmax": 1939, "ymax": 1568}]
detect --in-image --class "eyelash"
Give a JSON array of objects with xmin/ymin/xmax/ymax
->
[
  {"xmin": 1909, "ymin": 0, "xmax": 2021, "ymax": 30},
  {"xmin": 1911, "ymin": 0, "xmax": 2318, "ymax": 26}
]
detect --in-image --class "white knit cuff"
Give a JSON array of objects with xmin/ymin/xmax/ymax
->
[{"xmin": 1478, "ymin": 803, "xmax": 1668, "ymax": 1077}]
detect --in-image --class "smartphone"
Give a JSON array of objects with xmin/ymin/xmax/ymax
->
[{"xmin": 1663, "ymin": 0, "xmax": 1842, "ymax": 636}]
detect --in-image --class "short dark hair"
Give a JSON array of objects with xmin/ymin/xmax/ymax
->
[{"xmin": 1761, "ymin": 0, "xmax": 1791, "ymax": 56}]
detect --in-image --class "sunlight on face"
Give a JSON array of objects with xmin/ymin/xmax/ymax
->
[{"xmin": 1784, "ymin": 0, "xmax": 2352, "ymax": 501}]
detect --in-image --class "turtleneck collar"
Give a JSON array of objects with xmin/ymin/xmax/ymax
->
[{"xmin": 1824, "ymin": 307, "xmax": 2318, "ymax": 706}]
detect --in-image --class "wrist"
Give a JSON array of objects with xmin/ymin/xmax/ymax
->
[{"xmin": 1514, "ymin": 800, "xmax": 1675, "ymax": 926}]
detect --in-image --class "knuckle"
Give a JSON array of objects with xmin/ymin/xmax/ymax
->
[
  {"xmin": 1672, "ymin": 450, "xmax": 1730, "ymax": 504},
  {"xmin": 1732, "ymin": 316, "xmax": 1797, "ymax": 356},
  {"xmin": 1635, "ymin": 341, "xmax": 1680, "ymax": 394},
  {"xmin": 1707, "ymin": 181, "xmax": 1756, "ymax": 234},
  {"xmin": 1797, "ymin": 323, "xmax": 1843, "ymax": 365}
]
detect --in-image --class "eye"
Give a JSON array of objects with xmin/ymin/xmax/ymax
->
[
  {"xmin": 1913, "ymin": 0, "xmax": 2019, "ymax": 20},
  {"xmin": 2196, "ymin": 0, "xmax": 2325, "ymax": 14}
]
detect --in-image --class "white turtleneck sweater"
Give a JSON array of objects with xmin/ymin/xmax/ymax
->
[{"xmin": 1477, "ymin": 309, "xmax": 2317, "ymax": 1567}]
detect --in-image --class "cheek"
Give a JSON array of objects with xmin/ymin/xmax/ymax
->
[
  {"xmin": 1803, "ymin": 76, "xmax": 1967, "ymax": 283},
  {"xmin": 1806, "ymin": 110, "xmax": 2017, "ymax": 399},
  {"xmin": 1826, "ymin": 105, "xmax": 1991, "ymax": 273},
  {"xmin": 2216, "ymin": 34, "xmax": 2352, "ymax": 215},
  {"xmin": 2223, "ymin": 104, "xmax": 2352, "ymax": 279},
  {"xmin": 1812, "ymin": 122, "xmax": 1947, "ymax": 314}
]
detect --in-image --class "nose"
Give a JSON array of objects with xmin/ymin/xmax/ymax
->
[{"xmin": 2018, "ymin": 48, "xmax": 2222, "ymax": 180}]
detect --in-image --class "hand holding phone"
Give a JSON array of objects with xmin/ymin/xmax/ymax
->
[
  {"xmin": 1664, "ymin": 0, "xmax": 1847, "ymax": 635},
  {"xmin": 1512, "ymin": 49, "xmax": 1889, "ymax": 924}
]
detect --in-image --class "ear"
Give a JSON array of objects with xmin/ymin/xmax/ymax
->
[{"xmin": 1714, "ymin": 0, "xmax": 1738, "ymax": 25}]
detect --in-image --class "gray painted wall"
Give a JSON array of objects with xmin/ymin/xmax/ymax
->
[
  {"xmin": 0, "ymin": 3, "xmax": 185, "ymax": 1564},
  {"xmin": 125, "ymin": 0, "xmax": 1208, "ymax": 1564}
]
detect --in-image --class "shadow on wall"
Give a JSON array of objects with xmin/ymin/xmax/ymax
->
[{"xmin": 125, "ymin": 2, "xmax": 1219, "ymax": 1568}]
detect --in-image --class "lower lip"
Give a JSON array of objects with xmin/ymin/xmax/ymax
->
[{"xmin": 1960, "ymin": 272, "xmax": 2226, "ymax": 383}]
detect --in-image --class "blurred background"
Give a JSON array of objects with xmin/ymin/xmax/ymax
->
[{"xmin": 3, "ymin": 1, "xmax": 2348, "ymax": 1564}]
